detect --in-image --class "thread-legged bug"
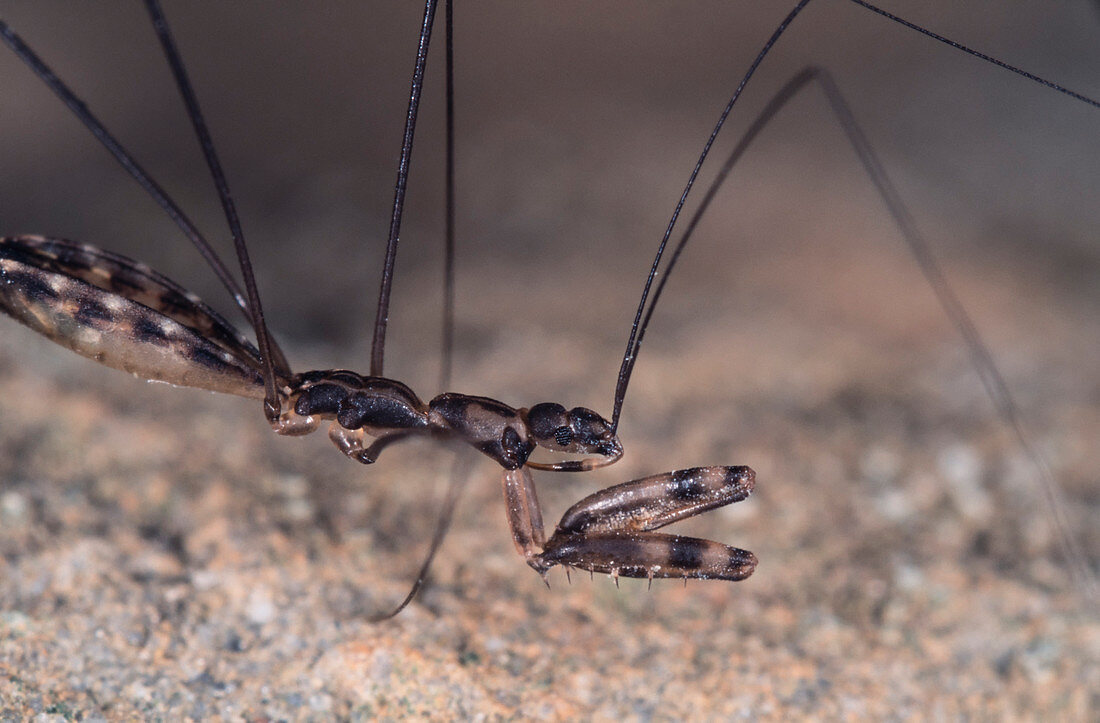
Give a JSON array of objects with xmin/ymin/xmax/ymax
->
[
  {"xmin": 1, "ymin": 2, "xmax": 760, "ymax": 619},
  {"xmin": 0, "ymin": 0, "xmax": 1095, "ymax": 629}
]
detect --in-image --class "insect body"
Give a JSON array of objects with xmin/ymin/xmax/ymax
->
[
  {"xmin": 0, "ymin": 228, "xmax": 757, "ymax": 589},
  {"xmin": 0, "ymin": 1, "xmax": 1097, "ymax": 618}
]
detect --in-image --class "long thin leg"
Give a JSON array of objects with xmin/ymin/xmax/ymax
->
[
  {"xmin": 369, "ymin": 451, "xmax": 472, "ymax": 621},
  {"xmin": 370, "ymin": 0, "xmax": 439, "ymax": 377},
  {"xmin": 0, "ymin": 19, "xmax": 262, "ymax": 349},
  {"xmin": 143, "ymin": 0, "xmax": 288, "ymax": 419}
]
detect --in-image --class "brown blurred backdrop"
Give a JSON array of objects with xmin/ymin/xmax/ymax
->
[
  {"xmin": 1, "ymin": 2, "xmax": 1097, "ymax": 370},
  {"xmin": 0, "ymin": 3, "xmax": 1098, "ymax": 716}
]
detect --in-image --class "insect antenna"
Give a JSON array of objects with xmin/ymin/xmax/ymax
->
[
  {"xmin": 849, "ymin": 0, "xmax": 1099, "ymax": 110},
  {"xmin": 141, "ymin": 0, "xmax": 286, "ymax": 418},
  {"xmin": 606, "ymin": 3, "xmax": 1099, "ymax": 598},
  {"xmin": 439, "ymin": 0, "xmax": 457, "ymax": 392},
  {"xmin": 370, "ymin": 0, "xmax": 441, "ymax": 378},
  {"xmin": 609, "ymin": 0, "xmax": 813, "ymax": 432},
  {"xmin": 610, "ymin": 0, "xmax": 1099, "ymax": 431},
  {"xmin": 0, "ymin": 16, "xmax": 288, "ymax": 378}
]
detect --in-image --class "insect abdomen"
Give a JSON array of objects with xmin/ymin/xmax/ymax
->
[{"xmin": 0, "ymin": 235, "xmax": 267, "ymax": 399}]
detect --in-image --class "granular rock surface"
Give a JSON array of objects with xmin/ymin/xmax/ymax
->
[{"xmin": 1, "ymin": 4, "xmax": 1098, "ymax": 720}]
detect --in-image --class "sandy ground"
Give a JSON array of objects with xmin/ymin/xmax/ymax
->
[{"xmin": 1, "ymin": 3, "xmax": 1098, "ymax": 719}]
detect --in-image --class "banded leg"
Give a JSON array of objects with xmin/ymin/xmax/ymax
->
[{"xmin": 530, "ymin": 466, "xmax": 757, "ymax": 582}]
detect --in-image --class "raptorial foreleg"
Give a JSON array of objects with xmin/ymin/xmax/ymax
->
[{"xmin": 529, "ymin": 466, "xmax": 757, "ymax": 582}]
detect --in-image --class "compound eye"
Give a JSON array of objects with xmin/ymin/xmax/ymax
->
[
  {"xmin": 526, "ymin": 402, "xmax": 569, "ymax": 446},
  {"xmin": 524, "ymin": 404, "xmax": 623, "ymax": 471}
]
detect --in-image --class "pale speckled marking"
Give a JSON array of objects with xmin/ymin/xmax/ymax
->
[
  {"xmin": 554, "ymin": 466, "xmax": 756, "ymax": 536},
  {"xmin": 3, "ymin": 236, "xmax": 266, "ymax": 372},
  {"xmin": 532, "ymin": 531, "xmax": 757, "ymax": 582},
  {"xmin": 525, "ymin": 466, "xmax": 757, "ymax": 581},
  {"xmin": 0, "ymin": 238, "xmax": 268, "ymax": 399}
]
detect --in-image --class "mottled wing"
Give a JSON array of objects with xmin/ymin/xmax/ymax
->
[{"xmin": 0, "ymin": 235, "xmax": 270, "ymax": 399}]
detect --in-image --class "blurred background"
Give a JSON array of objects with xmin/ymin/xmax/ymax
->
[
  {"xmin": 0, "ymin": 1, "xmax": 1097, "ymax": 716},
  {"xmin": 1, "ymin": 2, "xmax": 1097, "ymax": 375}
]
